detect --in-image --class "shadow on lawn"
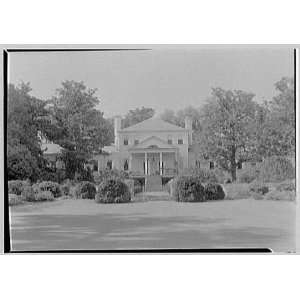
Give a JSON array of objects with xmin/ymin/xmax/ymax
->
[{"xmin": 10, "ymin": 213, "xmax": 293, "ymax": 251}]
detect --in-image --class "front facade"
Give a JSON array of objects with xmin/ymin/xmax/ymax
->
[{"xmin": 94, "ymin": 116, "xmax": 197, "ymax": 184}]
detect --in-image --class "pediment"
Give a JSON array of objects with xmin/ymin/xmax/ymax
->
[{"xmin": 129, "ymin": 136, "xmax": 175, "ymax": 150}]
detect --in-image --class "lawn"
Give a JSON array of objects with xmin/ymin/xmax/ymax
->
[{"xmin": 9, "ymin": 194, "xmax": 296, "ymax": 252}]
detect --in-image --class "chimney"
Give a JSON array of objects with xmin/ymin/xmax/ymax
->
[
  {"xmin": 185, "ymin": 116, "xmax": 193, "ymax": 144},
  {"xmin": 114, "ymin": 115, "xmax": 122, "ymax": 151}
]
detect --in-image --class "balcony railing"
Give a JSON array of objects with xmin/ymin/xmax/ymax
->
[{"xmin": 129, "ymin": 168, "xmax": 177, "ymax": 177}]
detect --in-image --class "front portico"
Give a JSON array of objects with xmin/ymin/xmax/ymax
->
[{"xmin": 128, "ymin": 136, "xmax": 178, "ymax": 178}]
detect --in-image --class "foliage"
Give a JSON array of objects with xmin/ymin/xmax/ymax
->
[
  {"xmin": 259, "ymin": 156, "xmax": 295, "ymax": 182},
  {"xmin": 160, "ymin": 106, "xmax": 202, "ymax": 135},
  {"xmin": 35, "ymin": 191, "xmax": 55, "ymax": 202},
  {"xmin": 94, "ymin": 169, "xmax": 129, "ymax": 185},
  {"xmin": 35, "ymin": 181, "xmax": 62, "ymax": 198},
  {"xmin": 179, "ymin": 168, "xmax": 218, "ymax": 183},
  {"xmin": 7, "ymin": 83, "xmax": 48, "ymax": 181},
  {"xmin": 275, "ymin": 180, "xmax": 295, "ymax": 192},
  {"xmin": 46, "ymin": 80, "xmax": 113, "ymax": 178},
  {"xmin": 75, "ymin": 181, "xmax": 96, "ymax": 199},
  {"xmin": 198, "ymin": 88, "xmax": 263, "ymax": 181},
  {"xmin": 122, "ymin": 107, "xmax": 155, "ymax": 128},
  {"xmin": 238, "ymin": 167, "xmax": 259, "ymax": 183},
  {"xmin": 9, "ymin": 194, "xmax": 24, "ymax": 206},
  {"xmin": 8, "ymin": 180, "xmax": 30, "ymax": 195},
  {"xmin": 265, "ymin": 190, "xmax": 295, "ymax": 201},
  {"xmin": 96, "ymin": 179, "xmax": 131, "ymax": 203},
  {"xmin": 204, "ymin": 183, "xmax": 225, "ymax": 200},
  {"xmin": 60, "ymin": 183, "xmax": 70, "ymax": 196},
  {"xmin": 21, "ymin": 186, "xmax": 36, "ymax": 202},
  {"xmin": 249, "ymin": 180, "xmax": 269, "ymax": 195},
  {"xmin": 173, "ymin": 176, "xmax": 205, "ymax": 202},
  {"xmin": 74, "ymin": 166, "xmax": 94, "ymax": 182},
  {"xmin": 259, "ymin": 77, "xmax": 295, "ymax": 157}
]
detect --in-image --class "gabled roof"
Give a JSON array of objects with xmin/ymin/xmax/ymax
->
[
  {"xmin": 129, "ymin": 136, "xmax": 176, "ymax": 150},
  {"xmin": 121, "ymin": 117, "xmax": 186, "ymax": 132}
]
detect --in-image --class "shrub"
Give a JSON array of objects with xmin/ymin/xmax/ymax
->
[
  {"xmin": 21, "ymin": 186, "xmax": 36, "ymax": 202},
  {"xmin": 35, "ymin": 181, "xmax": 61, "ymax": 198},
  {"xmin": 238, "ymin": 167, "xmax": 259, "ymax": 183},
  {"xmin": 265, "ymin": 190, "xmax": 295, "ymax": 201},
  {"xmin": 94, "ymin": 169, "xmax": 129, "ymax": 185},
  {"xmin": 60, "ymin": 183, "xmax": 70, "ymax": 196},
  {"xmin": 35, "ymin": 191, "xmax": 55, "ymax": 202},
  {"xmin": 276, "ymin": 180, "xmax": 295, "ymax": 192},
  {"xmin": 174, "ymin": 176, "xmax": 205, "ymax": 202},
  {"xmin": 179, "ymin": 168, "xmax": 218, "ymax": 183},
  {"xmin": 249, "ymin": 180, "xmax": 269, "ymax": 195},
  {"xmin": 204, "ymin": 183, "xmax": 225, "ymax": 200},
  {"xmin": 9, "ymin": 194, "xmax": 24, "ymax": 206},
  {"xmin": 259, "ymin": 156, "xmax": 295, "ymax": 183},
  {"xmin": 75, "ymin": 181, "xmax": 96, "ymax": 199},
  {"xmin": 95, "ymin": 179, "xmax": 131, "ymax": 204},
  {"xmin": 8, "ymin": 180, "xmax": 30, "ymax": 195},
  {"xmin": 224, "ymin": 183, "xmax": 251, "ymax": 200}
]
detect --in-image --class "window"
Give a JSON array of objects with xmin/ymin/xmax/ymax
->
[
  {"xmin": 134, "ymin": 139, "xmax": 139, "ymax": 145},
  {"xmin": 93, "ymin": 164, "xmax": 98, "ymax": 172},
  {"xmin": 237, "ymin": 161, "xmax": 243, "ymax": 169},
  {"xmin": 167, "ymin": 139, "xmax": 172, "ymax": 144},
  {"xmin": 124, "ymin": 159, "xmax": 129, "ymax": 171},
  {"xmin": 178, "ymin": 139, "xmax": 183, "ymax": 145},
  {"xmin": 124, "ymin": 139, "xmax": 128, "ymax": 145},
  {"xmin": 209, "ymin": 161, "xmax": 214, "ymax": 169}
]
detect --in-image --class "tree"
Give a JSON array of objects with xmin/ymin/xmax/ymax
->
[
  {"xmin": 47, "ymin": 80, "xmax": 113, "ymax": 178},
  {"xmin": 160, "ymin": 106, "xmax": 202, "ymax": 140},
  {"xmin": 259, "ymin": 77, "xmax": 295, "ymax": 157},
  {"xmin": 199, "ymin": 88, "xmax": 260, "ymax": 181},
  {"xmin": 122, "ymin": 107, "xmax": 155, "ymax": 128},
  {"xmin": 7, "ymin": 83, "xmax": 48, "ymax": 180}
]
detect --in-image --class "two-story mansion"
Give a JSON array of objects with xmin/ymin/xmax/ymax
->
[{"xmin": 93, "ymin": 115, "xmax": 211, "ymax": 191}]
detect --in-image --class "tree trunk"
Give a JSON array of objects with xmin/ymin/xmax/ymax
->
[{"xmin": 230, "ymin": 147, "xmax": 237, "ymax": 182}]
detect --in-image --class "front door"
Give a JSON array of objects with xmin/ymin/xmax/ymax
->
[{"xmin": 148, "ymin": 153, "xmax": 160, "ymax": 175}]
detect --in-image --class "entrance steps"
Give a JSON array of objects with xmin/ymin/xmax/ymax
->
[{"xmin": 145, "ymin": 175, "xmax": 162, "ymax": 192}]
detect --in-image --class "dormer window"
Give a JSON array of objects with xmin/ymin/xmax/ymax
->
[{"xmin": 178, "ymin": 139, "xmax": 183, "ymax": 145}]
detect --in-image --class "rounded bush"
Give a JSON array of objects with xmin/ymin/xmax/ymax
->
[
  {"xmin": 94, "ymin": 169, "xmax": 129, "ymax": 185},
  {"xmin": 36, "ymin": 181, "xmax": 61, "ymax": 198},
  {"xmin": 204, "ymin": 183, "xmax": 225, "ymax": 200},
  {"xmin": 8, "ymin": 180, "xmax": 30, "ymax": 195},
  {"xmin": 249, "ymin": 180, "xmax": 269, "ymax": 195},
  {"xmin": 180, "ymin": 168, "xmax": 218, "ymax": 183},
  {"xmin": 96, "ymin": 179, "xmax": 131, "ymax": 204},
  {"xmin": 266, "ymin": 190, "xmax": 295, "ymax": 201},
  {"xmin": 174, "ymin": 176, "xmax": 205, "ymax": 202},
  {"xmin": 276, "ymin": 181, "xmax": 295, "ymax": 192},
  {"xmin": 21, "ymin": 186, "xmax": 35, "ymax": 202},
  {"xmin": 9, "ymin": 194, "xmax": 24, "ymax": 206},
  {"xmin": 75, "ymin": 181, "xmax": 96, "ymax": 199},
  {"xmin": 259, "ymin": 156, "xmax": 295, "ymax": 183},
  {"xmin": 35, "ymin": 191, "xmax": 55, "ymax": 202}
]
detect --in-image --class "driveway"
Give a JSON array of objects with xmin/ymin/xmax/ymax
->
[{"xmin": 9, "ymin": 197, "xmax": 296, "ymax": 252}]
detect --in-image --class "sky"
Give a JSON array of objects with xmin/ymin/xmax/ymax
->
[{"xmin": 9, "ymin": 47, "xmax": 294, "ymax": 118}]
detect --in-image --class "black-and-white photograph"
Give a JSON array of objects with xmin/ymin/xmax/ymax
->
[{"xmin": 4, "ymin": 46, "xmax": 296, "ymax": 252}]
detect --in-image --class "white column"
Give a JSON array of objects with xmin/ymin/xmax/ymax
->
[
  {"xmin": 129, "ymin": 154, "xmax": 132, "ymax": 171},
  {"xmin": 160, "ymin": 152, "xmax": 163, "ymax": 175},
  {"xmin": 145, "ymin": 152, "xmax": 148, "ymax": 175}
]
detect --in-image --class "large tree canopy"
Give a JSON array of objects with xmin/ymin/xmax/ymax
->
[
  {"xmin": 259, "ymin": 77, "xmax": 295, "ymax": 157},
  {"xmin": 122, "ymin": 107, "xmax": 155, "ymax": 128},
  {"xmin": 7, "ymin": 83, "xmax": 48, "ymax": 180},
  {"xmin": 199, "ymin": 88, "xmax": 261, "ymax": 181},
  {"xmin": 46, "ymin": 80, "xmax": 114, "ymax": 178}
]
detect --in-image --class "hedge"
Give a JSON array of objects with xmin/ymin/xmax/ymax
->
[
  {"xmin": 9, "ymin": 194, "xmax": 24, "ymax": 206},
  {"xmin": 35, "ymin": 191, "xmax": 55, "ymax": 202},
  {"xmin": 249, "ymin": 180, "xmax": 269, "ymax": 195},
  {"xmin": 8, "ymin": 180, "xmax": 30, "ymax": 195},
  {"xmin": 204, "ymin": 183, "xmax": 225, "ymax": 200},
  {"xmin": 179, "ymin": 168, "xmax": 218, "ymax": 183},
  {"xmin": 34, "ymin": 181, "xmax": 61, "ymax": 198},
  {"xmin": 95, "ymin": 178, "xmax": 131, "ymax": 204},
  {"xmin": 21, "ymin": 186, "xmax": 36, "ymax": 202}
]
